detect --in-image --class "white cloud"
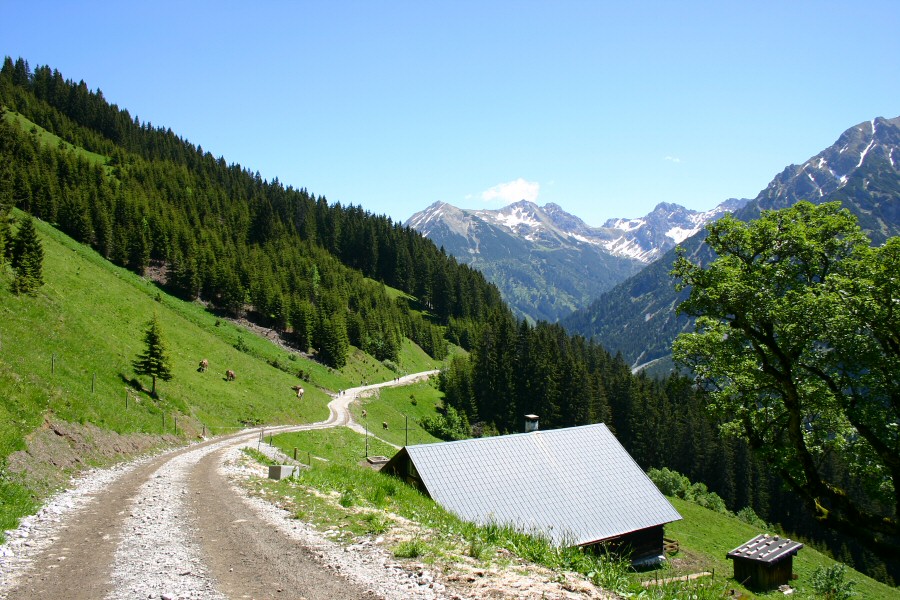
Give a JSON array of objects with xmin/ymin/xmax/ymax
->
[
  {"xmin": 664, "ymin": 156, "xmax": 682, "ymax": 163},
  {"xmin": 480, "ymin": 178, "xmax": 540, "ymax": 204}
]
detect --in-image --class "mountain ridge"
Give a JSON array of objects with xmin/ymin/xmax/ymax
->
[
  {"xmin": 562, "ymin": 115, "xmax": 900, "ymax": 370},
  {"xmin": 406, "ymin": 197, "xmax": 747, "ymax": 322}
]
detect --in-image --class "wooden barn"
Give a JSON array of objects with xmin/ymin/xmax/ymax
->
[
  {"xmin": 726, "ymin": 534, "xmax": 803, "ymax": 591},
  {"xmin": 382, "ymin": 422, "xmax": 682, "ymax": 564}
]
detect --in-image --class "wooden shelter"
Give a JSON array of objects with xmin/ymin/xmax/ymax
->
[
  {"xmin": 726, "ymin": 534, "xmax": 803, "ymax": 591},
  {"xmin": 382, "ymin": 423, "xmax": 682, "ymax": 564}
]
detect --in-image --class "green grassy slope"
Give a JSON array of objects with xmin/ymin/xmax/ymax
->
[
  {"xmin": 0, "ymin": 211, "xmax": 442, "ymax": 537},
  {"xmin": 1, "ymin": 215, "xmax": 328, "ymax": 440},
  {"xmin": 349, "ymin": 379, "xmax": 445, "ymax": 448},
  {"xmin": 664, "ymin": 497, "xmax": 893, "ymax": 598}
]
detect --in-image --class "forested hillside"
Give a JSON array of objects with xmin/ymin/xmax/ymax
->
[{"xmin": 0, "ymin": 57, "xmax": 503, "ymax": 368}]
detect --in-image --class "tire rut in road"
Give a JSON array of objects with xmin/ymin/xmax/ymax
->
[
  {"xmin": 1, "ymin": 449, "xmax": 183, "ymax": 600},
  {"xmin": 188, "ymin": 444, "xmax": 383, "ymax": 600}
]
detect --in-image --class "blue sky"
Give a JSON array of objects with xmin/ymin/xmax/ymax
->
[{"xmin": 3, "ymin": 1, "xmax": 899, "ymax": 225}]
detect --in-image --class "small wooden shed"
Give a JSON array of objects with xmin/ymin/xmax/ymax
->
[{"xmin": 727, "ymin": 534, "xmax": 803, "ymax": 591}]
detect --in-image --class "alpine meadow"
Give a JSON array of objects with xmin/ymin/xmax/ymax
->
[{"xmin": 0, "ymin": 55, "xmax": 898, "ymax": 598}]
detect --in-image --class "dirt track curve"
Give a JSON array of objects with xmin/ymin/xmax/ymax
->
[{"xmin": 0, "ymin": 371, "xmax": 438, "ymax": 600}]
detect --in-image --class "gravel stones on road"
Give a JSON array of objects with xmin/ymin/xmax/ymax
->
[{"xmin": 106, "ymin": 441, "xmax": 232, "ymax": 600}]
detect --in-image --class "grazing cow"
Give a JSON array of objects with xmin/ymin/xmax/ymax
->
[
  {"xmin": 198, "ymin": 359, "xmax": 209, "ymax": 372},
  {"xmin": 291, "ymin": 385, "xmax": 305, "ymax": 399},
  {"xmin": 226, "ymin": 369, "xmax": 236, "ymax": 381},
  {"xmin": 361, "ymin": 409, "xmax": 367, "ymax": 418},
  {"xmin": 382, "ymin": 422, "xmax": 388, "ymax": 430}
]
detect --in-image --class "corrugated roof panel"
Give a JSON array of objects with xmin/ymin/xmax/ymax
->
[
  {"xmin": 727, "ymin": 534, "xmax": 804, "ymax": 564},
  {"xmin": 404, "ymin": 423, "xmax": 682, "ymax": 546}
]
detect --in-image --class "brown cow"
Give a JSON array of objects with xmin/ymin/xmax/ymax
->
[
  {"xmin": 291, "ymin": 385, "xmax": 305, "ymax": 399},
  {"xmin": 198, "ymin": 359, "xmax": 209, "ymax": 372},
  {"xmin": 226, "ymin": 369, "xmax": 236, "ymax": 381}
]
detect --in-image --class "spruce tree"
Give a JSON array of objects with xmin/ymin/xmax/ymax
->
[
  {"xmin": 0, "ymin": 203, "xmax": 9, "ymax": 267},
  {"xmin": 132, "ymin": 314, "xmax": 173, "ymax": 396},
  {"xmin": 10, "ymin": 214, "xmax": 43, "ymax": 294},
  {"xmin": 317, "ymin": 312, "xmax": 349, "ymax": 368}
]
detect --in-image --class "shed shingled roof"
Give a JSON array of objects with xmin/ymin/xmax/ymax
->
[
  {"xmin": 396, "ymin": 423, "xmax": 681, "ymax": 546},
  {"xmin": 727, "ymin": 534, "xmax": 804, "ymax": 565}
]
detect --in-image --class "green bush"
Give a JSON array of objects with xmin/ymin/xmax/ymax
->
[
  {"xmin": 648, "ymin": 467, "xmax": 691, "ymax": 497},
  {"xmin": 647, "ymin": 468, "xmax": 728, "ymax": 514},
  {"xmin": 339, "ymin": 487, "xmax": 357, "ymax": 507},
  {"xmin": 362, "ymin": 512, "xmax": 389, "ymax": 534},
  {"xmin": 736, "ymin": 506, "xmax": 768, "ymax": 529},
  {"xmin": 466, "ymin": 535, "xmax": 489, "ymax": 561},
  {"xmin": 812, "ymin": 563, "xmax": 857, "ymax": 600},
  {"xmin": 419, "ymin": 404, "xmax": 470, "ymax": 441}
]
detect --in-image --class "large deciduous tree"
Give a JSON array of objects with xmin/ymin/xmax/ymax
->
[
  {"xmin": 133, "ymin": 314, "xmax": 174, "ymax": 396},
  {"xmin": 672, "ymin": 201, "xmax": 899, "ymax": 556}
]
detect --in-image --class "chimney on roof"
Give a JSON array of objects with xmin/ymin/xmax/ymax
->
[{"xmin": 524, "ymin": 414, "xmax": 539, "ymax": 433}]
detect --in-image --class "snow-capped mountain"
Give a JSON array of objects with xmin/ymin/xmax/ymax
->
[
  {"xmin": 563, "ymin": 115, "xmax": 900, "ymax": 372},
  {"xmin": 598, "ymin": 198, "xmax": 749, "ymax": 262},
  {"xmin": 405, "ymin": 198, "xmax": 746, "ymax": 323},
  {"xmin": 408, "ymin": 198, "xmax": 747, "ymax": 265}
]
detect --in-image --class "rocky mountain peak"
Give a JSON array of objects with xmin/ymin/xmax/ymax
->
[
  {"xmin": 759, "ymin": 116, "xmax": 900, "ymax": 211},
  {"xmin": 562, "ymin": 114, "xmax": 900, "ymax": 372},
  {"xmin": 405, "ymin": 196, "xmax": 746, "ymax": 323}
]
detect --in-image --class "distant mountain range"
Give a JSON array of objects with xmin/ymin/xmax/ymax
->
[
  {"xmin": 406, "ymin": 197, "xmax": 748, "ymax": 322},
  {"xmin": 562, "ymin": 115, "xmax": 900, "ymax": 372}
]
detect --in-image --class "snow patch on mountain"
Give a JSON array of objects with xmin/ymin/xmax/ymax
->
[{"xmin": 409, "ymin": 197, "xmax": 749, "ymax": 265}]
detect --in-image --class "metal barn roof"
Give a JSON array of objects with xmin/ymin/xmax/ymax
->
[
  {"xmin": 397, "ymin": 423, "xmax": 681, "ymax": 546},
  {"xmin": 727, "ymin": 534, "xmax": 804, "ymax": 564}
]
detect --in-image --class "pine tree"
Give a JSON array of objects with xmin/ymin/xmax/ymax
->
[
  {"xmin": 132, "ymin": 314, "xmax": 173, "ymax": 396},
  {"xmin": 0, "ymin": 202, "xmax": 10, "ymax": 267},
  {"xmin": 317, "ymin": 311, "xmax": 349, "ymax": 368},
  {"xmin": 289, "ymin": 297, "xmax": 315, "ymax": 352},
  {"xmin": 10, "ymin": 214, "xmax": 44, "ymax": 294}
]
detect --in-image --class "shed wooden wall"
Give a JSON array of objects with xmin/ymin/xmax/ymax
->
[{"xmin": 732, "ymin": 556, "xmax": 794, "ymax": 591}]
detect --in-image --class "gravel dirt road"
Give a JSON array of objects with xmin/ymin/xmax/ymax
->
[{"xmin": 0, "ymin": 372, "xmax": 442, "ymax": 600}]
